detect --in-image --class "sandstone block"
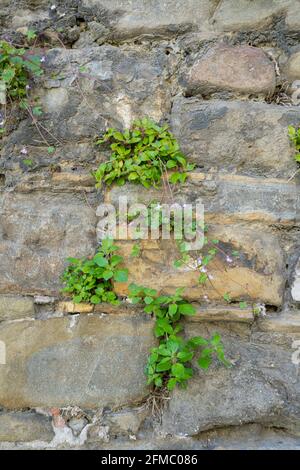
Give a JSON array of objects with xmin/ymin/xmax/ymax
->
[
  {"xmin": 0, "ymin": 412, "xmax": 54, "ymax": 442},
  {"xmin": 184, "ymin": 44, "xmax": 275, "ymax": 96},
  {"xmin": 0, "ymin": 295, "xmax": 34, "ymax": 321},
  {"xmin": 171, "ymin": 98, "xmax": 300, "ymax": 178},
  {"xmin": 0, "ymin": 315, "xmax": 154, "ymax": 408}
]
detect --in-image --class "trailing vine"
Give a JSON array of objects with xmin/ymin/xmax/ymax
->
[{"xmin": 128, "ymin": 284, "xmax": 230, "ymax": 390}]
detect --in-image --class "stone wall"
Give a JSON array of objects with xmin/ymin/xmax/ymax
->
[{"xmin": 0, "ymin": 0, "xmax": 300, "ymax": 449}]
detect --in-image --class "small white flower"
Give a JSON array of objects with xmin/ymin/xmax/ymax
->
[
  {"xmin": 25, "ymin": 84, "xmax": 31, "ymax": 90},
  {"xmin": 20, "ymin": 147, "xmax": 28, "ymax": 155},
  {"xmin": 208, "ymin": 274, "xmax": 214, "ymax": 280},
  {"xmin": 40, "ymin": 56, "xmax": 46, "ymax": 63},
  {"xmin": 0, "ymin": 120, "xmax": 4, "ymax": 127},
  {"xmin": 226, "ymin": 256, "xmax": 233, "ymax": 263},
  {"xmin": 203, "ymin": 295, "xmax": 209, "ymax": 302},
  {"xmin": 200, "ymin": 266, "xmax": 207, "ymax": 273},
  {"xmin": 197, "ymin": 256, "xmax": 202, "ymax": 265},
  {"xmin": 50, "ymin": 5, "xmax": 56, "ymax": 10}
]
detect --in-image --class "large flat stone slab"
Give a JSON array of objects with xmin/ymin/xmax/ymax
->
[
  {"xmin": 171, "ymin": 98, "xmax": 300, "ymax": 178},
  {"xmin": 0, "ymin": 315, "xmax": 154, "ymax": 408},
  {"xmin": 160, "ymin": 321, "xmax": 300, "ymax": 435},
  {"xmin": 0, "ymin": 192, "xmax": 96, "ymax": 295},
  {"xmin": 0, "ymin": 295, "xmax": 34, "ymax": 321}
]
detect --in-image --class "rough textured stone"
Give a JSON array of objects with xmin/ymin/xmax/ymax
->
[
  {"xmin": 57, "ymin": 301, "xmax": 94, "ymax": 314},
  {"xmin": 0, "ymin": 315, "xmax": 154, "ymax": 408},
  {"xmin": 0, "ymin": 192, "xmax": 96, "ymax": 295},
  {"xmin": 188, "ymin": 306, "xmax": 254, "ymax": 324},
  {"xmin": 292, "ymin": 259, "xmax": 300, "ymax": 302},
  {"xmin": 0, "ymin": 0, "xmax": 299, "ymax": 449},
  {"xmin": 104, "ymin": 407, "xmax": 147, "ymax": 436},
  {"xmin": 0, "ymin": 295, "xmax": 34, "ymax": 321},
  {"xmin": 82, "ymin": 0, "xmax": 213, "ymax": 39},
  {"xmin": 184, "ymin": 44, "xmax": 275, "ymax": 96},
  {"xmin": 0, "ymin": 412, "xmax": 54, "ymax": 442},
  {"xmin": 171, "ymin": 98, "xmax": 300, "ymax": 178},
  {"xmin": 211, "ymin": 0, "xmax": 292, "ymax": 32},
  {"xmin": 0, "ymin": 45, "xmax": 171, "ymax": 176},
  {"xmin": 285, "ymin": 52, "xmax": 300, "ymax": 81},
  {"xmin": 114, "ymin": 223, "xmax": 285, "ymax": 306},
  {"xmin": 259, "ymin": 311, "xmax": 300, "ymax": 333},
  {"xmin": 285, "ymin": 1, "xmax": 300, "ymax": 30},
  {"xmin": 107, "ymin": 173, "xmax": 299, "ymax": 225},
  {"xmin": 160, "ymin": 322, "xmax": 300, "ymax": 436}
]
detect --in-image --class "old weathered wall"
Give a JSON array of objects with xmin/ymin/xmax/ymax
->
[{"xmin": 0, "ymin": 0, "xmax": 300, "ymax": 449}]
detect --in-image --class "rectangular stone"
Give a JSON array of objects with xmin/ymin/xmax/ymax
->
[
  {"xmin": 0, "ymin": 192, "xmax": 97, "ymax": 295},
  {"xmin": 258, "ymin": 311, "xmax": 300, "ymax": 334},
  {"xmin": 82, "ymin": 0, "xmax": 212, "ymax": 38},
  {"xmin": 0, "ymin": 315, "xmax": 154, "ymax": 409},
  {"xmin": 114, "ymin": 221, "xmax": 285, "ymax": 307},
  {"xmin": 171, "ymin": 97, "xmax": 300, "ymax": 178},
  {"xmin": 0, "ymin": 412, "xmax": 54, "ymax": 443},
  {"xmin": 0, "ymin": 295, "xmax": 34, "ymax": 321},
  {"xmin": 106, "ymin": 173, "xmax": 299, "ymax": 225},
  {"xmin": 57, "ymin": 301, "xmax": 94, "ymax": 314},
  {"xmin": 160, "ymin": 321, "xmax": 298, "ymax": 436},
  {"xmin": 188, "ymin": 306, "xmax": 254, "ymax": 323}
]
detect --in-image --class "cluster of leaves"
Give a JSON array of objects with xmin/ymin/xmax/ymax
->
[
  {"xmin": 94, "ymin": 118, "xmax": 195, "ymax": 188},
  {"xmin": 288, "ymin": 125, "xmax": 300, "ymax": 163},
  {"xmin": 61, "ymin": 239, "xmax": 128, "ymax": 305},
  {"xmin": 128, "ymin": 284, "xmax": 229, "ymax": 391},
  {"xmin": 0, "ymin": 40, "xmax": 43, "ymax": 102}
]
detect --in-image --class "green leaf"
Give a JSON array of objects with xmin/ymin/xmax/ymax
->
[
  {"xmin": 177, "ymin": 351, "xmax": 193, "ymax": 362},
  {"xmin": 156, "ymin": 358, "xmax": 172, "ymax": 372},
  {"xmin": 93, "ymin": 254, "xmax": 108, "ymax": 267},
  {"xmin": 47, "ymin": 146, "xmax": 55, "ymax": 154},
  {"xmin": 27, "ymin": 30, "xmax": 37, "ymax": 40},
  {"xmin": 90, "ymin": 295, "xmax": 100, "ymax": 304},
  {"xmin": 211, "ymin": 333, "xmax": 221, "ymax": 347},
  {"xmin": 198, "ymin": 273, "xmax": 208, "ymax": 284},
  {"xmin": 178, "ymin": 303, "xmax": 196, "ymax": 316},
  {"xmin": 2, "ymin": 67, "xmax": 15, "ymax": 82},
  {"xmin": 167, "ymin": 378, "xmax": 177, "ymax": 391},
  {"xmin": 113, "ymin": 269, "xmax": 128, "ymax": 282},
  {"xmin": 144, "ymin": 296, "xmax": 154, "ymax": 305},
  {"xmin": 131, "ymin": 244, "xmax": 140, "ymax": 257},
  {"xmin": 168, "ymin": 304, "xmax": 178, "ymax": 316},
  {"xmin": 187, "ymin": 336, "xmax": 208, "ymax": 348},
  {"xmin": 166, "ymin": 159, "xmax": 177, "ymax": 169},
  {"xmin": 198, "ymin": 355, "xmax": 212, "ymax": 370},
  {"xmin": 239, "ymin": 301, "xmax": 248, "ymax": 309},
  {"xmin": 223, "ymin": 292, "xmax": 231, "ymax": 303},
  {"xmin": 174, "ymin": 259, "xmax": 183, "ymax": 268},
  {"xmin": 102, "ymin": 270, "xmax": 114, "ymax": 280},
  {"xmin": 171, "ymin": 362, "xmax": 186, "ymax": 379},
  {"xmin": 32, "ymin": 106, "xmax": 43, "ymax": 116}
]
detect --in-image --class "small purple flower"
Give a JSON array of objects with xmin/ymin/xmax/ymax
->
[
  {"xmin": 200, "ymin": 266, "xmax": 207, "ymax": 273},
  {"xmin": 20, "ymin": 147, "xmax": 28, "ymax": 155},
  {"xmin": 25, "ymin": 84, "xmax": 31, "ymax": 90},
  {"xmin": 226, "ymin": 256, "xmax": 233, "ymax": 263}
]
